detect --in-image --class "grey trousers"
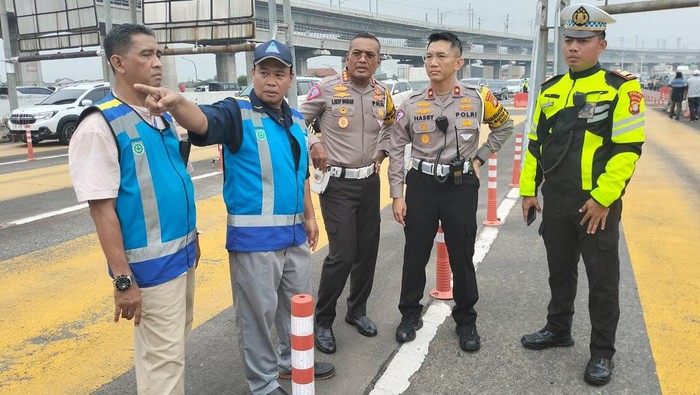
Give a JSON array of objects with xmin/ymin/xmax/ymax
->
[{"xmin": 229, "ymin": 244, "xmax": 312, "ymax": 395}]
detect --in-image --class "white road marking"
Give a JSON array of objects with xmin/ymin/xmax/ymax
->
[
  {"xmin": 0, "ymin": 171, "xmax": 222, "ymax": 229},
  {"xmin": 370, "ymin": 303, "xmax": 452, "ymax": 395},
  {"xmin": 0, "ymin": 153, "xmax": 69, "ymax": 166},
  {"xmin": 370, "ymin": 186, "xmax": 521, "ymax": 395}
]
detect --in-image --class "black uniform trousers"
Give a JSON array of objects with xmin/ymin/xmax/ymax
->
[
  {"xmin": 315, "ymin": 173, "xmax": 381, "ymax": 327},
  {"xmin": 399, "ymin": 169, "xmax": 480, "ymax": 325},
  {"xmin": 541, "ymin": 188, "xmax": 622, "ymax": 359}
]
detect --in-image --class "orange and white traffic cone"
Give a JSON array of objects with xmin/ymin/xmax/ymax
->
[
  {"xmin": 482, "ymin": 154, "xmax": 502, "ymax": 226},
  {"xmin": 25, "ymin": 124, "xmax": 35, "ymax": 161},
  {"xmin": 429, "ymin": 225, "xmax": 453, "ymax": 300},
  {"xmin": 508, "ymin": 131, "xmax": 522, "ymax": 187},
  {"xmin": 291, "ymin": 294, "xmax": 314, "ymax": 395}
]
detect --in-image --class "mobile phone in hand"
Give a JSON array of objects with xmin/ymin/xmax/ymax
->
[{"xmin": 527, "ymin": 206, "xmax": 537, "ymax": 226}]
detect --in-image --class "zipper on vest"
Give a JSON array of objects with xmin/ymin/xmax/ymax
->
[{"xmin": 161, "ymin": 132, "xmax": 194, "ymax": 268}]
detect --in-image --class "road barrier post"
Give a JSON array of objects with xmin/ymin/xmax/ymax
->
[
  {"xmin": 482, "ymin": 154, "xmax": 502, "ymax": 226},
  {"xmin": 291, "ymin": 294, "xmax": 314, "ymax": 394},
  {"xmin": 429, "ymin": 225, "xmax": 453, "ymax": 300}
]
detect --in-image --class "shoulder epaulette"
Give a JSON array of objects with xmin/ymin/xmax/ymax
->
[
  {"xmin": 541, "ymin": 74, "xmax": 564, "ymax": 89},
  {"xmin": 611, "ymin": 70, "xmax": 636, "ymax": 81}
]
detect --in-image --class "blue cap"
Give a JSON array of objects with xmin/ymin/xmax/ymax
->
[{"xmin": 254, "ymin": 40, "xmax": 293, "ymax": 67}]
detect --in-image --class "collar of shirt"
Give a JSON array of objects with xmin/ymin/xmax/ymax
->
[
  {"xmin": 249, "ymin": 89, "xmax": 293, "ymax": 128},
  {"xmin": 569, "ymin": 62, "xmax": 602, "ymax": 80},
  {"xmin": 112, "ymin": 88, "xmax": 165, "ymax": 130}
]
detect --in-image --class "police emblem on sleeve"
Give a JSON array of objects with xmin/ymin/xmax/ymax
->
[
  {"xmin": 628, "ymin": 91, "xmax": 643, "ymax": 114},
  {"xmin": 132, "ymin": 141, "xmax": 145, "ymax": 156},
  {"xmin": 306, "ymin": 85, "xmax": 321, "ymax": 101},
  {"xmin": 396, "ymin": 109, "xmax": 405, "ymax": 122}
]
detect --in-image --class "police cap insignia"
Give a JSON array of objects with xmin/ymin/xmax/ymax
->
[
  {"xmin": 572, "ymin": 6, "xmax": 589, "ymax": 26},
  {"xmin": 561, "ymin": 4, "xmax": 615, "ymax": 38}
]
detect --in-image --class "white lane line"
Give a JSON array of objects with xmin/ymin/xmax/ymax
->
[
  {"xmin": 0, "ymin": 153, "xmax": 69, "ymax": 166},
  {"xmin": 370, "ymin": 186, "xmax": 521, "ymax": 395},
  {"xmin": 0, "ymin": 203, "xmax": 87, "ymax": 229},
  {"xmin": 0, "ymin": 171, "xmax": 222, "ymax": 229},
  {"xmin": 370, "ymin": 303, "xmax": 452, "ymax": 395}
]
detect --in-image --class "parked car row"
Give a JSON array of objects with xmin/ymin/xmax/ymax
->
[
  {"xmin": 459, "ymin": 78, "xmax": 530, "ymax": 100},
  {"xmin": 7, "ymin": 82, "xmax": 111, "ymax": 145}
]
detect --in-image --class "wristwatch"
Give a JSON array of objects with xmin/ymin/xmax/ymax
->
[{"xmin": 113, "ymin": 274, "xmax": 133, "ymax": 291}]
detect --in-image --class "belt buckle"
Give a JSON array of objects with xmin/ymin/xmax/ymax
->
[
  {"xmin": 423, "ymin": 163, "xmax": 434, "ymax": 175},
  {"xmin": 361, "ymin": 167, "xmax": 370, "ymax": 178}
]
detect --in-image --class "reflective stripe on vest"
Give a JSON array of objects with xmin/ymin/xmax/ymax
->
[
  {"xmin": 93, "ymin": 96, "xmax": 196, "ymax": 284},
  {"xmin": 225, "ymin": 108, "xmax": 305, "ymax": 228}
]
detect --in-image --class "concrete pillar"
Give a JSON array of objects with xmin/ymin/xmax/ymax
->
[
  {"xmin": 215, "ymin": 53, "xmax": 237, "ymax": 82},
  {"xmin": 245, "ymin": 50, "xmax": 255, "ymax": 83},
  {"xmin": 457, "ymin": 63, "xmax": 465, "ymax": 80},
  {"xmin": 295, "ymin": 52, "xmax": 308, "ymax": 77},
  {"xmin": 8, "ymin": 22, "xmax": 43, "ymax": 86},
  {"xmin": 160, "ymin": 55, "xmax": 179, "ymax": 90}
]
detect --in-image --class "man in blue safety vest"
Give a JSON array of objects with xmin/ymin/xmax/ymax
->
[
  {"xmin": 69, "ymin": 24, "xmax": 200, "ymax": 394},
  {"xmin": 134, "ymin": 39, "xmax": 335, "ymax": 395}
]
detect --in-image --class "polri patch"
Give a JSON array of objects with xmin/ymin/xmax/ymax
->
[
  {"xmin": 307, "ymin": 85, "xmax": 321, "ymax": 101},
  {"xmin": 628, "ymin": 91, "xmax": 643, "ymax": 114},
  {"xmin": 396, "ymin": 109, "xmax": 405, "ymax": 122}
]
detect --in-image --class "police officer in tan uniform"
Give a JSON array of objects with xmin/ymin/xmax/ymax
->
[
  {"xmin": 388, "ymin": 31, "xmax": 513, "ymax": 352},
  {"xmin": 300, "ymin": 32, "xmax": 395, "ymax": 354}
]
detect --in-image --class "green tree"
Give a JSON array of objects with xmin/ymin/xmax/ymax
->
[{"xmin": 237, "ymin": 75, "xmax": 247, "ymax": 86}]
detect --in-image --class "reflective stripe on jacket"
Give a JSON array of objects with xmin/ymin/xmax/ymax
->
[
  {"xmin": 80, "ymin": 93, "xmax": 197, "ymax": 287},
  {"xmin": 520, "ymin": 64, "xmax": 645, "ymax": 207},
  {"xmin": 223, "ymin": 98, "xmax": 309, "ymax": 252}
]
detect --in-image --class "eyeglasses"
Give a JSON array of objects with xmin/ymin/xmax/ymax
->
[
  {"xmin": 423, "ymin": 53, "xmax": 451, "ymax": 63},
  {"xmin": 349, "ymin": 50, "xmax": 378, "ymax": 60}
]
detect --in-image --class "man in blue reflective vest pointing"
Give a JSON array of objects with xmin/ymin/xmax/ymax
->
[{"xmin": 134, "ymin": 40, "xmax": 335, "ymax": 395}]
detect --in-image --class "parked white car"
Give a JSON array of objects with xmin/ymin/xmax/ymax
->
[
  {"xmin": 381, "ymin": 79, "xmax": 413, "ymax": 107},
  {"xmin": 506, "ymin": 79, "xmax": 523, "ymax": 95},
  {"xmin": 8, "ymin": 82, "xmax": 111, "ymax": 145}
]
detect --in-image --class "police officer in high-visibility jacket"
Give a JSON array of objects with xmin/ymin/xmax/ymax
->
[
  {"xmin": 388, "ymin": 31, "xmax": 513, "ymax": 352},
  {"xmin": 519, "ymin": 4, "xmax": 645, "ymax": 387}
]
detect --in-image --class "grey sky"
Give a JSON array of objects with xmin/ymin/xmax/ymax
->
[{"xmin": 1, "ymin": 0, "xmax": 699, "ymax": 84}]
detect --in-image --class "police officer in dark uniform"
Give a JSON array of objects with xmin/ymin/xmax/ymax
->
[
  {"xmin": 519, "ymin": 4, "xmax": 645, "ymax": 386},
  {"xmin": 300, "ymin": 32, "xmax": 395, "ymax": 354},
  {"xmin": 388, "ymin": 31, "xmax": 513, "ymax": 352}
]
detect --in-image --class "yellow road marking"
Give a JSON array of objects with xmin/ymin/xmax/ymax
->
[
  {"xmin": 622, "ymin": 110, "xmax": 700, "ymax": 394},
  {"xmin": 0, "ymin": 142, "xmax": 67, "ymax": 158},
  {"xmin": 0, "ymin": 146, "xmax": 219, "ymax": 201},
  {"xmin": 1, "ymin": 115, "xmax": 526, "ymax": 392}
]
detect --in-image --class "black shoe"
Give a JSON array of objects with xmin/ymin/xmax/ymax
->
[
  {"xmin": 279, "ymin": 361, "xmax": 336, "ymax": 380},
  {"xmin": 395, "ymin": 313, "xmax": 423, "ymax": 343},
  {"xmin": 345, "ymin": 315, "xmax": 378, "ymax": 337},
  {"xmin": 268, "ymin": 386, "xmax": 290, "ymax": 395},
  {"xmin": 456, "ymin": 323, "xmax": 481, "ymax": 352},
  {"xmin": 584, "ymin": 357, "xmax": 614, "ymax": 386},
  {"xmin": 521, "ymin": 329, "xmax": 574, "ymax": 350},
  {"xmin": 314, "ymin": 324, "xmax": 336, "ymax": 354}
]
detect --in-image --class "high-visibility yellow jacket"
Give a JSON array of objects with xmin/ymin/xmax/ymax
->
[{"xmin": 520, "ymin": 63, "xmax": 645, "ymax": 207}]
